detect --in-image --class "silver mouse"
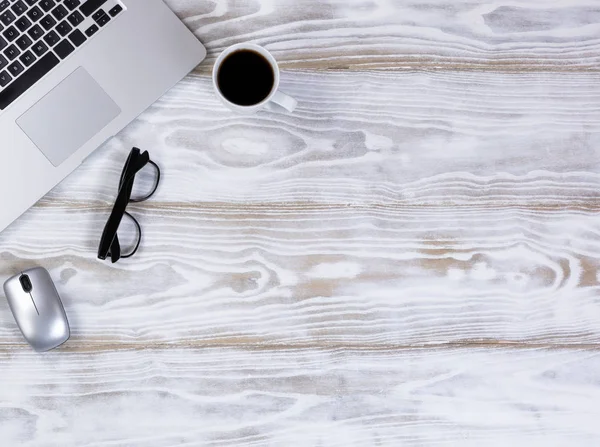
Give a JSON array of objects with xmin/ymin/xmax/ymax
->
[{"xmin": 4, "ymin": 267, "xmax": 70, "ymax": 352}]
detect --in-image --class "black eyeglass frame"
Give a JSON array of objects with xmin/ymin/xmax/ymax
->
[{"xmin": 97, "ymin": 147, "xmax": 160, "ymax": 263}]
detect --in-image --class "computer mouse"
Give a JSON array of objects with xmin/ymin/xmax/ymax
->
[{"xmin": 3, "ymin": 267, "xmax": 70, "ymax": 352}]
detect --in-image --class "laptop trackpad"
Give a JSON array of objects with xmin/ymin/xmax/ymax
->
[{"xmin": 17, "ymin": 67, "xmax": 121, "ymax": 167}]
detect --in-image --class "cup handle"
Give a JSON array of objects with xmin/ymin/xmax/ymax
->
[{"xmin": 266, "ymin": 91, "xmax": 298, "ymax": 113}]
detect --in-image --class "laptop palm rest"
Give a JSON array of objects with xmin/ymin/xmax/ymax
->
[{"xmin": 17, "ymin": 67, "xmax": 121, "ymax": 167}]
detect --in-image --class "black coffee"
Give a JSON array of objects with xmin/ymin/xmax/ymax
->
[{"xmin": 217, "ymin": 50, "xmax": 275, "ymax": 106}]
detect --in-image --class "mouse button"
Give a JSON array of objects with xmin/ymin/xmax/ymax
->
[
  {"xmin": 6, "ymin": 291, "xmax": 33, "ymax": 316},
  {"xmin": 7, "ymin": 296, "xmax": 39, "ymax": 342},
  {"xmin": 4, "ymin": 277, "xmax": 29, "ymax": 305},
  {"xmin": 34, "ymin": 287, "xmax": 66, "ymax": 321},
  {"xmin": 4, "ymin": 275, "xmax": 22, "ymax": 299}
]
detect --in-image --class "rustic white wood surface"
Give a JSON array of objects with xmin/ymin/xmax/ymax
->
[{"xmin": 1, "ymin": 0, "xmax": 600, "ymax": 445}]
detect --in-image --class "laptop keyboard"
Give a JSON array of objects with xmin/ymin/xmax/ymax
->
[{"xmin": 0, "ymin": 0, "xmax": 124, "ymax": 110}]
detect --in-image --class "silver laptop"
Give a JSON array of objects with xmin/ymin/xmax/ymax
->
[{"xmin": 0, "ymin": 0, "xmax": 206, "ymax": 231}]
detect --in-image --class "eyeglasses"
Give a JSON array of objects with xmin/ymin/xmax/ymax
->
[{"xmin": 97, "ymin": 148, "xmax": 161, "ymax": 263}]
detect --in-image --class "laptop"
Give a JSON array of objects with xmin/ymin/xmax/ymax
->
[{"xmin": 0, "ymin": 0, "xmax": 206, "ymax": 231}]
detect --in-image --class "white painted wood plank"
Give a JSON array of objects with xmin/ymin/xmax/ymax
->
[
  {"xmin": 3, "ymin": 202, "xmax": 600, "ymax": 347},
  {"xmin": 0, "ymin": 71, "xmax": 599, "ymax": 347},
  {"xmin": 1, "ymin": 347, "xmax": 600, "ymax": 446},
  {"xmin": 165, "ymin": 0, "xmax": 600, "ymax": 71},
  {"xmin": 37, "ymin": 71, "xmax": 600, "ymax": 204}
]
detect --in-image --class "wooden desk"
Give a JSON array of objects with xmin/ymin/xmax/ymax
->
[{"xmin": 2, "ymin": 0, "xmax": 600, "ymax": 444}]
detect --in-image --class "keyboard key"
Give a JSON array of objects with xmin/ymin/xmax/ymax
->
[
  {"xmin": 3, "ymin": 44, "xmax": 19, "ymax": 60},
  {"xmin": 11, "ymin": 1, "xmax": 26, "ymax": 16},
  {"xmin": 8, "ymin": 60, "xmax": 23, "ymax": 76},
  {"xmin": 67, "ymin": 28, "xmax": 84, "ymax": 46},
  {"xmin": 26, "ymin": 5, "xmax": 42, "ymax": 21},
  {"xmin": 27, "ymin": 23, "xmax": 42, "ymax": 40},
  {"xmin": 0, "ymin": 69, "xmax": 10, "ymax": 87},
  {"xmin": 0, "ymin": 35, "xmax": 7, "ymax": 51},
  {"xmin": 55, "ymin": 20, "xmax": 71, "ymax": 36},
  {"xmin": 0, "ymin": 53, "xmax": 7, "ymax": 69},
  {"xmin": 51, "ymin": 4, "xmax": 66, "ymax": 20},
  {"xmin": 84, "ymin": 23, "xmax": 97, "ymax": 37},
  {"xmin": 108, "ymin": 4, "xmax": 122, "ymax": 17},
  {"xmin": 93, "ymin": 10, "xmax": 109, "ymax": 26},
  {"xmin": 0, "ymin": 52, "xmax": 59, "ymax": 108},
  {"xmin": 15, "ymin": 34, "xmax": 31, "ymax": 50},
  {"xmin": 67, "ymin": 10, "xmax": 82, "ymax": 26},
  {"xmin": 80, "ymin": 0, "xmax": 107, "ymax": 17},
  {"xmin": 40, "ymin": 14, "xmax": 55, "ymax": 30},
  {"xmin": 31, "ymin": 40, "xmax": 47, "ymax": 56},
  {"xmin": 39, "ymin": 0, "xmax": 56, "ymax": 13},
  {"xmin": 42, "ymin": 29, "xmax": 58, "ymax": 46},
  {"xmin": 98, "ymin": 13, "xmax": 109, "ymax": 26},
  {"xmin": 0, "ymin": 10, "xmax": 15, "ymax": 25},
  {"xmin": 0, "ymin": 1, "xmax": 8, "ymax": 13},
  {"xmin": 53, "ymin": 38, "xmax": 73, "ymax": 59},
  {"xmin": 63, "ymin": 0, "xmax": 80, "ymax": 11},
  {"xmin": 19, "ymin": 49, "xmax": 34, "ymax": 66},
  {"xmin": 2, "ymin": 25, "xmax": 17, "ymax": 41},
  {"xmin": 14, "ymin": 15, "xmax": 30, "ymax": 31},
  {"xmin": 24, "ymin": 0, "xmax": 37, "ymax": 6}
]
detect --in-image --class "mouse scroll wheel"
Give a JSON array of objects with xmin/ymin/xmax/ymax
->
[{"xmin": 19, "ymin": 274, "xmax": 33, "ymax": 293}]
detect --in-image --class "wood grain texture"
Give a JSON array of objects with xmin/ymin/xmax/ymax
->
[
  {"xmin": 2, "ymin": 0, "xmax": 600, "ymax": 444},
  {"xmin": 165, "ymin": 0, "xmax": 600, "ymax": 72},
  {"xmin": 2, "ymin": 347, "xmax": 600, "ymax": 446},
  {"xmin": 2, "ymin": 71, "xmax": 600, "ymax": 348}
]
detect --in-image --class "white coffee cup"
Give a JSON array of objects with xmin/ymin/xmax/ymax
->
[{"xmin": 212, "ymin": 43, "xmax": 297, "ymax": 114}]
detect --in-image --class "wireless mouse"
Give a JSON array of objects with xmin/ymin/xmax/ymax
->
[{"xmin": 3, "ymin": 267, "xmax": 70, "ymax": 352}]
